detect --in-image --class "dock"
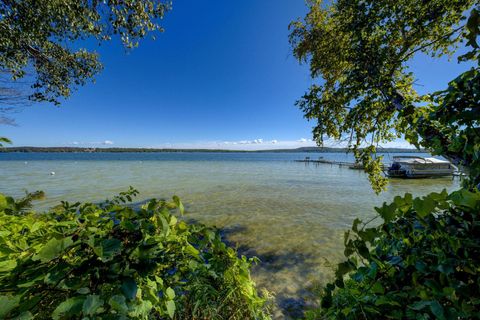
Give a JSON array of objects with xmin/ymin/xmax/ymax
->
[{"xmin": 294, "ymin": 158, "xmax": 386, "ymax": 170}]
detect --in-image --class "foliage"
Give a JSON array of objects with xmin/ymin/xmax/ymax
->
[
  {"xmin": 0, "ymin": 0, "xmax": 171, "ymax": 105},
  {"xmin": 290, "ymin": 0, "xmax": 479, "ymax": 192},
  {"xmin": 0, "ymin": 136, "xmax": 11, "ymax": 147},
  {"xmin": 414, "ymin": 62, "xmax": 480, "ymax": 188},
  {"xmin": 292, "ymin": 3, "xmax": 480, "ymax": 318},
  {"xmin": 307, "ymin": 189, "xmax": 480, "ymax": 319},
  {"xmin": 0, "ymin": 188, "xmax": 270, "ymax": 319}
]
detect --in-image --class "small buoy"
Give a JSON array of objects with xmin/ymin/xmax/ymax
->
[
  {"xmin": 24, "ymin": 161, "xmax": 28, "ymax": 164},
  {"xmin": 50, "ymin": 171, "xmax": 55, "ymax": 175}
]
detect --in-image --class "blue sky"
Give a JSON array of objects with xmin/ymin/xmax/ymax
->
[{"xmin": 1, "ymin": 1, "xmax": 474, "ymax": 150}]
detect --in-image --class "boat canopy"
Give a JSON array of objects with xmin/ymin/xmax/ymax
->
[{"xmin": 392, "ymin": 156, "xmax": 450, "ymax": 164}]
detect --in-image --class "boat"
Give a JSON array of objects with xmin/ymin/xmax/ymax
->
[{"xmin": 386, "ymin": 156, "xmax": 456, "ymax": 178}]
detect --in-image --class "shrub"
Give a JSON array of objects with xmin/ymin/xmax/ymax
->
[
  {"xmin": 309, "ymin": 188, "xmax": 480, "ymax": 320},
  {"xmin": 0, "ymin": 188, "xmax": 270, "ymax": 319}
]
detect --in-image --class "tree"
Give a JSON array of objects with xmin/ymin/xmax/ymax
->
[
  {"xmin": 0, "ymin": 0, "xmax": 171, "ymax": 106},
  {"xmin": 290, "ymin": 2, "xmax": 480, "ymax": 319},
  {"xmin": 290, "ymin": 0, "xmax": 480, "ymax": 192}
]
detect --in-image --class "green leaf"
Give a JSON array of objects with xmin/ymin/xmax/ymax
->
[
  {"xmin": 185, "ymin": 244, "xmax": 200, "ymax": 257},
  {"xmin": 429, "ymin": 300, "xmax": 446, "ymax": 320},
  {"xmin": 11, "ymin": 311, "xmax": 34, "ymax": 320},
  {"xmin": 371, "ymin": 282, "xmax": 384, "ymax": 294},
  {"xmin": 0, "ymin": 260, "xmax": 17, "ymax": 272},
  {"xmin": 375, "ymin": 202, "xmax": 398, "ymax": 223},
  {"xmin": 172, "ymin": 195, "xmax": 184, "ymax": 214},
  {"xmin": 413, "ymin": 196, "xmax": 436, "ymax": 218},
  {"xmin": 165, "ymin": 287, "xmax": 175, "ymax": 300},
  {"xmin": 108, "ymin": 295, "xmax": 128, "ymax": 314},
  {"xmin": 128, "ymin": 300, "xmax": 153, "ymax": 317},
  {"xmin": 410, "ymin": 300, "xmax": 431, "ymax": 311},
  {"xmin": 77, "ymin": 287, "xmax": 90, "ymax": 295},
  {"xmin": 166, "ymin": 300, "xmax": 176, "ymax": 319},
  {"xmin": 0, "ymin": 194, "xmax": 7, "ymax": 211},
  {"xmin": 122, "ymin": 278, "xmax": 138, "ymax": 300},
  {"xmin": 449, "ymin": 189, "xmax": 479, "ymax": 209},
  {"xmin": 375, "ymin": 296, "xmax": 400, "ymax": 306},
  {"xmin": 52, "ymin": 297, "xmax": 85, "ymax": 320},
  {"xmin": 100, "ymin": 238, "xmax": 122, "ymax": 261},
  {"xmin": 33, "ymin": 237, "xmax": 73, "ymax": 262},
  {"xmin": 358, "ymin": 228, "xmax": 379, "ymax": 243},
  {"xmin": 0, "ymin": 295, "xmax": 20, "ymax": 318},
  {"xmin": 159, "ymin": 215, "xmax": 170, "ymax": 237},
  {"xmin": 335, "ymin": 260, "xmax": 355, "ymax": 278},
  {"xmin": 82, "ymin": 295, "xmax": 103, "ymax": 315}
]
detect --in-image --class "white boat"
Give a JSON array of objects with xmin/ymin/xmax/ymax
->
[{"xmin": 387, "ymin": 156, "xmax": 456, "ymax": 178}]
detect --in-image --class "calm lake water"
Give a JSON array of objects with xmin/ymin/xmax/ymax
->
[{"xmin": 0, "ymin": 152, "xmax": 460, "ymax": 318}]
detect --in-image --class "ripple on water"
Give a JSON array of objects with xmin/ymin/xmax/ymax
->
[{"xmin": 0, "ymin": 152, "xmax": 459, "ymax": 319}]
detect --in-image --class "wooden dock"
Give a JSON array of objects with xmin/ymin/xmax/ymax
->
[{"xmin": 294, "ymin": 158, "xmax": 386, "ymax": 170}]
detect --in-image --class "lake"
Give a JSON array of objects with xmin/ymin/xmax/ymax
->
[{"xmin": 0, "ymin": 152, "xmax": 459, "ymax": 318}]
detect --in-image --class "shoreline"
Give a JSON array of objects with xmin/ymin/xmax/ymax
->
[{"xmin": 1, "ymin": 146, "xmax": 425, "ymax": 153}]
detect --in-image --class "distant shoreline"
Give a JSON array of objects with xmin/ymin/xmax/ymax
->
[{"xmin": 1, "ymin": 146, "xmax": 426, "ymax": 153}]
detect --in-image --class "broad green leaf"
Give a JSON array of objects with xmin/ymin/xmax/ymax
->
[
  {"xmin": 375, "ymin": 202, "xmax": 398, "ymax": 223},
  {"xmin": 99, "ymin": 238, "xmax": 122, "ymax": 261},
  {"xmin": 159, "ymin": 215, "xmax": 170, "ymax": 237},
  {"xmin": 0, "ymin": 295, "xmax": 20, "ymax": 318},
  {"xmin": 185, "ymin": 244, "xmax": 199, "ymax": 257},
  {"xmin": 33, "ymin": 237, "xmax": 73, "ymax": 262},
  {"xmin": 52, "ymin": 297, "xmax": 85, "ymax": 320},
  {"xmin": 165, "ymin": 287, "xmax": 175, "ymax": 300},
  {"xmin": 429, "ymin": 300, "xmax": 446, "ymax": 320},
  {"xmin": 413, "ymin": 196, "xmax": 436, "ymax": 218},
  {"xmin": 30, "ymin": 222, "xmax": 44, "ymax": 233},
  {"xmin": 166, "ymin": 300, "xmax": 176, "ymax": 319},
  {"xmin": 128, "ymin": 300, "xmax": 153, "ymax": 317},
  {"xmin": 109, "ymin": 295, "xmax": 128, "ymax": 314},
  {"xmin": 449, "ymin": 189, "xmax": 479, "ymax": 209},
  {"xmin": 335, "ymin": 260, "xmax": 355, "ymax": 278},
  {"xmin": 82, "ymin": 295, "xmax": 103, "ymax": 315},
  {"xmin": 0, "ymin": 260, "xmax": 17, "ymax": 272},
  {"xmin": 122, "ymin": 278, "xmax": 138, "ymax": 300}
]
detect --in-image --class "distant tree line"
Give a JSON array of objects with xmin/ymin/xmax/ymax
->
[{"xmin": 0, "ymin": 146, "xmax": 426, "ymax": 153}]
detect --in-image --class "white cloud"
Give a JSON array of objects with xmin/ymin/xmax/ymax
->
[
  {"xmin": 236, "ymin": 139, "xmax": 266, "ymax": 145},
  {"xmin": 68, "ymin": 140, "xmax": 114, "ymax": 146},
  {"xmin": 147, "ymin": 138, "xmax": 319, "ymax": 150}
]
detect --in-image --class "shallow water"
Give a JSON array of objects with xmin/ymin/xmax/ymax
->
[{"xmin": 0, "ymin": 152, "xmax": 459, "ymax": 318}]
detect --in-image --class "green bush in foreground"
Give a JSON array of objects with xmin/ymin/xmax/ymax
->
[
  {"xmin": 0, "ymin": 188, "xmax": 270, "ymax": 319},
  {"xmin": 309, "ymin": 188, "xmax": 480, "ymax": 320}
]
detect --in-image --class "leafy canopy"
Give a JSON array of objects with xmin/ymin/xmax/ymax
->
[
  {"xmin": 0, "ymin": 0, "xmax": 170, "ymax": 105},
  {"xmin": 291, "ymin": 2, "xmax": 480, "ymax": 319},
  {"xmin": 0, "ymin": 188, "xmax": 270, "ymax": 319},
  {"xmin": 290, "ymin": 0, "xmax": 480, "ymax": 192}
]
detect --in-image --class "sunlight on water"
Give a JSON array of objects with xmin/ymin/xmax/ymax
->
[{"xmin": 0, "ymin": 152, "xmax": 459, "ymax": 318}]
